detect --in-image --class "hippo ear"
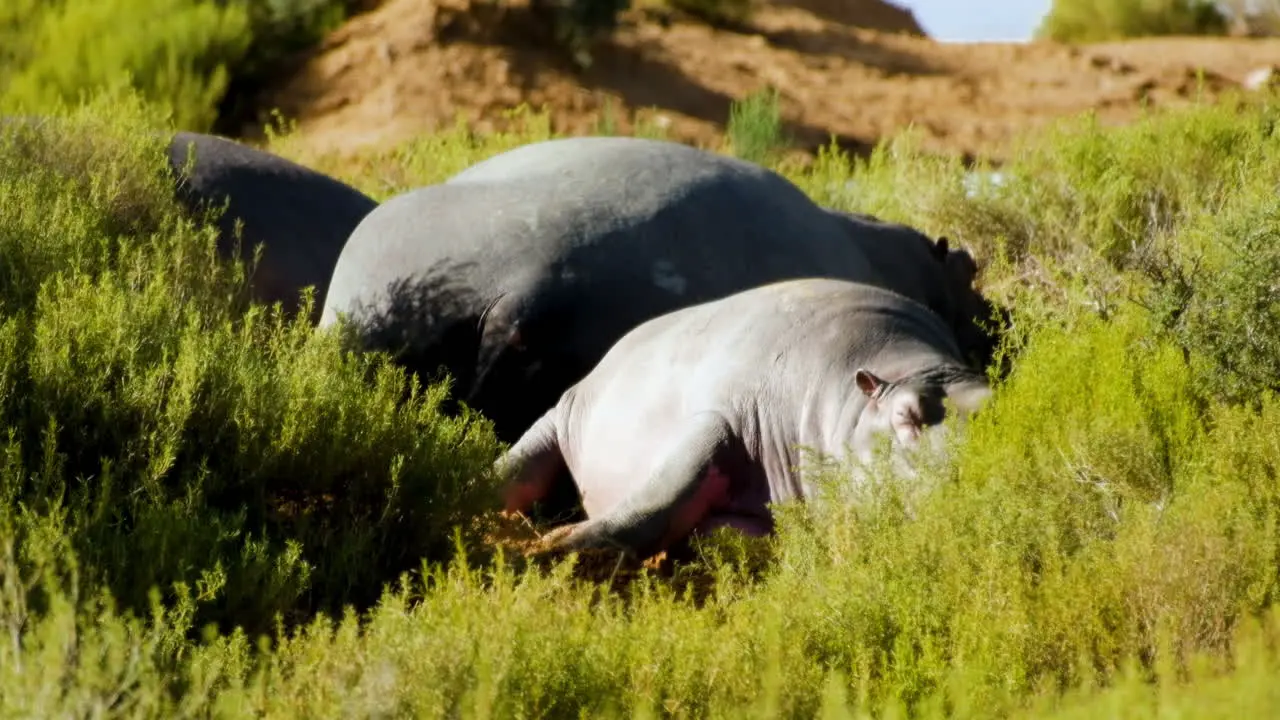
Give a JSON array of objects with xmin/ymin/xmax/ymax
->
[
  {"xmin": 944, "ymin": 247, "xmax": 980, "ymax": 288},
  {"xmin": 933, "ymin": 236, "xmax": 950, "ymax": 261},
  {"xmin": 854, "ymin": 368, "xmax": 886, "ymax": 398}
]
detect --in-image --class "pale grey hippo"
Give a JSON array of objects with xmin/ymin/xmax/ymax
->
[
  {"xmin": 167, "ymin": 132, "xmax": 378, "ymax": 321},
  {"xmin": 497, "ymin": 278, "xmax": 992, "ymax": 559},
  {"xmin": 319, "ymin": 136, "xmax": 1002, "ymax": 447}
]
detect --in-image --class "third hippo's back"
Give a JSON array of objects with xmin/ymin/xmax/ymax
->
[
  {"xmin": 321, "ymin": 136, "xmax": 888, "ymax": 330},
  {"xmin": 443, "ymin": 136, "xmax": 881, "ymax": 294}
]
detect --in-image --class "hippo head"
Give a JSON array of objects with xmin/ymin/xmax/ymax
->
[
  {"xmin": 849, "ymin": 366, "xmax": 991, "ymax": 468},
  {"xmin": 467, "ymin": 289, "xmax": 583, "ymax": 443},
  {"xmin": 931, "ymin": 237, "xmax": 1008, "ymax": 370},
  {"xmin": 833, "ymin": 210, "xmax": 1006, "ymax": 371}
]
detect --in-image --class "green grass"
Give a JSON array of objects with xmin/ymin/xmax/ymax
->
[
  {"xmin": 726, "ymin": 86, "xmax": 789, "ymax": 167},
  {"xmin": 7, "ymin": 83, "xmax": 1280, "ymax": 717}
]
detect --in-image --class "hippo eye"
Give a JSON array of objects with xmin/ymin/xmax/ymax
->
[{"xmin": 895, "ymin": 405, "xmax": 922, "ymax": 428}]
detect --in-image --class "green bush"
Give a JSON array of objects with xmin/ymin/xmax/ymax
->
[
  {"xmin": 795, "ymin": 91, "xmax": 1280, "ymax": 404},
  {"xmin": 0, "ymin": 0, "xmax": 361, "ymax": 133},
  {"xmin": 11, "ymin": 312, "xmax": 1280, "ymax": 717},
  {"xmin": 1144, "ymin": 178, "xmax": 1280, "ymax": 405},
  {"xmin": 0, "ymin": 96, "xmax": 504, "ymax": 641},
  {"xmin": 0, "ymin": 0, "xmax": 252, "ymax": 131},
  {"xmin": 1036, "ymin": 0, "xmax": 1227, "ymax": 42},
  {"xmin": 530, "ymin": 0, "xmax": 634, "ymax": 69},
  {"xmin": 0, "ymin": 0, "xmax": 44, "ymax": 89},
  {"xmin": 8, "ymin": 85, "xmax": 1280, "ymax": 717},
  {"xmin": 1219, "ymin": 0, "xmax": 1280, "ymax": 35}
]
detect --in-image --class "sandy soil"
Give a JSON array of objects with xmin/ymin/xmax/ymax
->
[{"xmin": 240, "ymin": 0, "xmax": 1280, "ymax": 165}]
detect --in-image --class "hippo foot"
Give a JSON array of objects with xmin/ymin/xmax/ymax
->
[
  {"xmin": 535, "ymin": 520, "xmax": 638, "ymax": 557},
  {"xmin": 534, "ymin": 522, "xmax": 580, "ymax": 551}
]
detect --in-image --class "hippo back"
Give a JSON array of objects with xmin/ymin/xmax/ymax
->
[
  {"xmin": 167, "ymin": 132, "xmax": 378, "ymax": 321},
  {"xmin": 449, "ymin": 137, "xmax": 900, "ymax": 357}
]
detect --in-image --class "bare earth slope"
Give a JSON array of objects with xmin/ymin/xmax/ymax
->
[{"xmin": 247, "ymin": 0, "xmax": 1280, "ymax": 164}]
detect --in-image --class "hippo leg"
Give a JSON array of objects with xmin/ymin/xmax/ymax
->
[
  {"xmin": 498, "ymin": 410, "xmax": 568, "ymax": 515},
  {"xmin": 551, "ymin": 413, "xmax": 739, "ymax": 559}
]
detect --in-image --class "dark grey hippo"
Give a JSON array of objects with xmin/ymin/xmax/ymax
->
[
  {"xmin": 497, "ymin": 278, "xmax": 992, "ymax": 559},
  {"xmin": 320, "ymin": 136, "xmax": 1001, "ymax": 447},
  {"xmin": 166, "ymin": 132, "xmax": 378, "ymax": 320},
  {"xmin": 1, "ymin": 119, "xmax": 376, "ymax": 323}
]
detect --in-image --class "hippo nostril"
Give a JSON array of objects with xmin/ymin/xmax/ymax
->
[{"xmin": 898, "ymin": 425, "xmax": 922, "ymax": 445}]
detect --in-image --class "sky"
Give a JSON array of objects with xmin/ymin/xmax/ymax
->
[{"xmin": 896, "ymin": 0, "xmax": 1054, "ymax": 42}]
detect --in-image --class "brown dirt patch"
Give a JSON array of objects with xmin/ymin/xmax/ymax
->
[
  {"xmin": 243, "ymin": 0, "xmax": 1280, "ymax": 165},
  {"xmin": 473, "ymin": 510, "xmax": 700, "ymax": 595},
  {"xmin": 473, "ymin": 510, "xmax": 769, "ymax": 603}
]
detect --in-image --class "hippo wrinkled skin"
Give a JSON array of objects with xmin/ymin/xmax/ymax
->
[
  {"xmin": 497, "ymin": 278, "xmax": 992, "ymax": 559},
  {"xmin": 166, "ymin": 132, "xmax": 378, "ymax": 321},
  {"xmin": 320, "ymin": 136, "xmax": 1001, "ymax": 445}
]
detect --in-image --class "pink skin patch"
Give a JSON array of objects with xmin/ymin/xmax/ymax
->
[
  {"xmin": 503, "ymin": 472, "xmax": 556, "ymax": 515},
  {"xmin": 659, "ymin": 464, "xmax": 732, "ymax": 550},
  {"xmin": 540, "ymin": 465, "xmax": 746, "ymax": 556}
]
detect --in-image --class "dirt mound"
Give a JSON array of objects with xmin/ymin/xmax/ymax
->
[
  {"xmin": 245, "ymin": 0, "xmax": 1280, "ymax": 165},
  {"xmin": 772, "ymin": 0, "xmax": 925, "ymax": 36}
]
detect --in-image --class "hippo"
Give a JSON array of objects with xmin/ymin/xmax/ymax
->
[
  {"xmin": 320, "ymin": 136, "xmax": 1001, "ymax": 447},
  {"xmin": 166, "ymin": 132, "xmax": 378, "ymax": 321},
  {"xmin": 496, "ymin": 278, "xmax": 993, "ymax": 559},
  {"xmin": 1, "ymin": 119, "xmax": 376, "ymax": 323}
]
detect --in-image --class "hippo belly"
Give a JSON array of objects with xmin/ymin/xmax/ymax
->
[
  {"xmin": 563, "ymin": 388, "xmax": 699, "ymax": 518},
  {"xmin": 561, "ymin": 310, "xmax": 781, "ymax": 529}
]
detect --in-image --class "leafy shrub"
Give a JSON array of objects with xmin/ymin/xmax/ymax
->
[
  {"xmin": 0, "ymin": 96, "xmax": 504, "ymax": 639},
  {"xmin": 1036, "ymin": 0, "xmax": 1227, "ymax": 42},
  {"xmin": 796, "ymin": 90, "xmax": 1280, "ymax": 406},
  {"xmin": 263, "ymin": 105, "xmax": 561, "ymax": 201},
  {"xmin": 12, "ymin": 308, "xmax": 1280, "ymax": 718},
  {"xmin": 529, "ymin": 0, "xmax": 634, "ymax": 69},
  {"xmin": 214, "ymin": 0, "xmax": 370, "ymax": 132},
  {"xmin": 0, "ymin": 0, "xmax": 252, "ymax": 131},
  {"xmin": 801, "ymin": 94, "xmax": 1280, "ymax": 273},
  {"xmin": 1143, "ymin": 179, "xmax": 1280, "ymax": 404},
  {"xmin": 1219, "ymin": 0, "xmax": 1280, "ymax": 35},
  {"xmin": 241, "ymin": 0, "xmax": 361, "ymax": 72},
  {"xmin": 0, "ymin": 0, "xmax": 362, "ymax": 133},
  {"xmin": 0, "ymin": 0, "xmax": 44, "ymax": 88}
]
